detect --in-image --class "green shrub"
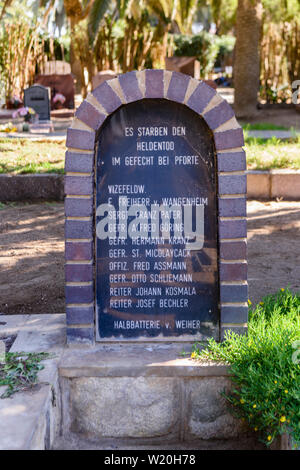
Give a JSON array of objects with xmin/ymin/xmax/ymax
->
[
  {"xmin": 214, "ymin": 35, "xmax": 235, "ymax": 69},
  {"xmin": 173, "ymin": 33, "xmax": 218, "ymax": 76},
  {"xmin": 173, "ymin": 33, "xmax": 235, "ymax": 76},
  {"xmin": 191, "ymin": 288, "xmax": 300, "ymax": 447}
]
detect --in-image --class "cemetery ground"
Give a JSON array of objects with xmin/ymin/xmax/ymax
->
[
  {"xmin": 0, "ymin": 199, "xmax": 299, "ymax": 315},
  {"xmin": 0, "ymin": 105, "xmax": 300, "ymax": 450},
  {"xmin": 2, "ymin": 133, "xmax": 300, "ymax": 173},
  {"xmin": 0, "ymin": 105, "xmax": 300, "ymax": 313},
  {"xmin": 0, "ymin": 109, "xmax": 300, "ymax": 174},
  {"xmin": 0, "ymin": 199, "xmax": 299, "ymax": 450},
  {"xmin": 1, "ymin": 135, "xmax": 300, "ymax": 173}
]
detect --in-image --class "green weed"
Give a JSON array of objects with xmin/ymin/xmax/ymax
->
[
  {"xmin": 191, "ymin": 288, "xmax": 300, "ymax": 447},
  {"xmin": 0, "ymin": 352, "xmax": 52, "ymax": 398}
]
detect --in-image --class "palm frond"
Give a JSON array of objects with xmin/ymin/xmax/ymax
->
[
  {"xmin": 88, "ymin": 0, "xmax": 112, "ymax": 44},
  {"xmin": 117, "ymin": 0, "xmax": 131, "ymax": 17}
]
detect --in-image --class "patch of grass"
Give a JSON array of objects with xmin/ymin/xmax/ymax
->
[
  {"xmin": 191, "ymin": 288, "xmax": 300, "ymax": 448},
  {"xmin": 0, "ymin": 138, "xmax": 65, "ymax": 174},
  {"xmin": 242, "ymin": 123, "xmax": 290, "ymax": 131},
  {"xmin": 0, "ymin": 352, "xmax": 52, "ymax": 398},
  {"xmin": 245, "ymin": 136, "xmax": 300, "ymax": 170},
  {"xmin": 1, "ymin": 135, "xmax": 300, "ymax": 173},
  {"xmin": 0, "ymin": 202, "xmax": 17, "ymax": 210}
]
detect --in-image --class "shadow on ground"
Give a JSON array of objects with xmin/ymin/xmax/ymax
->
[{"xmin": 0, "ymin": 200, "xmax": 299, "ymax": 314}]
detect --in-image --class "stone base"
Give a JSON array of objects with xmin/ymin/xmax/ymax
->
[
  {"xmin": 30, "ymin": 120, "xmax": 54, "ymax": 134},
  {"xmin": 0, "ymin": 315, "xmax": 289, "ymax": 450},
  {"xmin": 59, "ymin": 344, "xmax": 255, "ymax": 445}
]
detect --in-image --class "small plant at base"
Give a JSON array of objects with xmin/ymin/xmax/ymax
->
[
  {"xmin": 192, "ymin": 288, "xmax": 300, "ymax": 447},
  {"xmin": 0, "ymin": 352, "xmax": 52, "ymax": 398}
]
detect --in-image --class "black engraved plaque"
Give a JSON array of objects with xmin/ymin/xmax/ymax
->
[{"xmin": 96, "ymin": 99, "xmax": 219, "ymax": 341}]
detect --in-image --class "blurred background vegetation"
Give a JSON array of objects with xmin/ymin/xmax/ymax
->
[{"xmin": 0, "ymin": 0, "xmax": 299, "ymax": 117}]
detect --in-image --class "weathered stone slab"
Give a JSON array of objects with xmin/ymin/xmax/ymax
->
[
  {"xmin": 70, "ymin": 377, "xmax": 180, "ymax": 439},
  {"xmin": 59, "ymin": 344, "xmax": 229, "ymax": 378},
  {"xmin": 185, "ymin": 377, "xmax": 247, "ymax": 440}
]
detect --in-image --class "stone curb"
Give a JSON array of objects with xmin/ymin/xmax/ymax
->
[
  {"xmin": 0, "ymin": 314, "xmax": 65, "ymax": 450},
  {"xmin": 1, "ymin": 171, "xmax": 300, "ymax": 202},
  {"xmin": 0, "ymin": 174, "xmax": 64, "ymax": 202},
  {"xmin": 247, "ymin": 170, "xmax": 300, "ymax": 200},
  {"xmin": 58, "ymin": 347, "xmax": 231, "ymax": 378}
]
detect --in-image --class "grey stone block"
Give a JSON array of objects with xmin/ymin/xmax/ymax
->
[
  {"xmin": 221, "ymin": 306, "xmax": 248, "ymax": 324},
  {"xmin": 166, "ymin": 71, "xmax": 190, "ymax": 103},
  {"xmin": 66, "ymin": 306, "xmax": 94, "ymax": 325},
  {"xmin": 92, "ymin": 81, "xmax": 122, "ymax": 114},
  {"xmin": 145, "ymin": 69, "xmax": 164, "ymax": 98},
  {"xmin": 119, "ymin": 71, "xmax": 143, "ymax": 103},
  {"xmin": 67, "ymin": 327, "xmax": 94, "ymax": 344},
  {"xmin": 66, "ymin": 129, "xmax": 95, "ymax": 151},
  {"xmin": 75, "ymin": 101, "xmax": 106, "ymax": 130},
  {"xmin": 65, "ymin": 241, "xmax": 93, "ymax": 261},
  {"xmin": 218, "ymin": 198, "xmax": 246, "ymax": 217},
  {"xmin": 217, "ymin": 151, "xmax": 246, "ymax": 172},
  {"xmin": 220, "ymin": 284, "xmax": 248, "ymax": 303},
  {"xmin": 220, "ymin": 240, "xmax": 247, "ymax": 260},
  {"xmin": 65, "ymin": 285, "xmax": 94, "ymax": 304},
  {"xmin": 218, "ymin": 174, "xmax": 247, "ymax": 195},
  {"xmin": 65, "ymin": 152, "xmax": 94, "ymax": 173},
  {"xmin": 65, "ymin": 264, "xmax": 93, "ymax": 282},
  {"xmin": 185, "ymin": 377, "xmax": 247, "ymax": 439},
  {"xmin": 65, "ymin": 220, "xmax": 93, "ymax": 239},
  {"xmin": 64, "ymin": 176, "xmax": 93, "ymax": 196},
  {"xmin": 214, "ymin": 128, "xmax": 244, "ymax": 150},
  {"xmin": 220, "ymin": 262, "xmax": 247, "ymax": 281},
  {"xmin": 203, "ymin": 101, "xmax": 234, "ymax": 130},
  {"xmin": 219, "ymin": 219, "xmax": 247, "ymax": 239},
  {"xmin": 187, "ymin": 81, "xmax": 216, "ymax": 115},
  {"xmin": 70, "ymin": 377, "xmax": 180, "ymax": 438},
  {"xmin": 221, "ymin": 325, "xmax": 248, "ymax": 340},
  {"xmin": 65, "ymin": 198, "xmax": 93, "ymax": 217}
]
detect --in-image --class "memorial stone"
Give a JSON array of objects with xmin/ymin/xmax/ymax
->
[
  {"xmin": 96, "ymin": 99, "xmax": 219, "ymax": 340},
  {"xmin": 65, "ymin": 69, "xmax": 248, "ymax": 344}
]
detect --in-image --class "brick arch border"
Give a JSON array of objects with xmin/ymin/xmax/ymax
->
[{"xmin": 65, "ymin": 69, "xmax": 247, "ymax": 344}]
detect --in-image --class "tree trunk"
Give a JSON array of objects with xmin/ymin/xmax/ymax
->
[
  {"xmin": 69, "ymin": 17, "xmax": 83, "ymax": 94},
  {"xmin": 234, "ymin": 0, "xmax": 263, "ymax": 118}
]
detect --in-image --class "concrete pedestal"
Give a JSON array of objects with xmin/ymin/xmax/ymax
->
[
  {"xmin": 0, "ymin": 315, "xmax": 263, "ymax": 449},
  {"xmin": 58, "ymin": 344, "xmax": 253, "ymax": 446}
]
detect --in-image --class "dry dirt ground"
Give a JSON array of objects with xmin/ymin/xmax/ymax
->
[{"xmin": 0, "ymin": 200, "xmax": 299, "ymax": 315}]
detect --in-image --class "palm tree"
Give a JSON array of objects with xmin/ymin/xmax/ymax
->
[
  {"xmin": 234, "ymin": 0, "xmax": 263, "ymax": 118},
  {"xmin": 87, "ymin": 0, "xmax": 197, "ymax": 71},
  {"xmin": 63, "ymin": 0, "xmax": 93, "ymax": 92},
  {"xmin": 0, "ymin": 0, "xmax": 13, "ymax": 21}
]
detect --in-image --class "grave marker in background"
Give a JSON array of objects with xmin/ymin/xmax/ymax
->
[
  {"xmin": 35, "ymin": 74, "xmax": 75, "ymax": 109},
  {"xmin": 24, "ymin": 84, "xmax": 50, "ymax": 120},
  {"xmin": 165, "ymin": 56, "xmax": 200, "ymax": 79},
  {"xmin": 92, "ymin": 70, "xmax": 117, "ymax": 90}
]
